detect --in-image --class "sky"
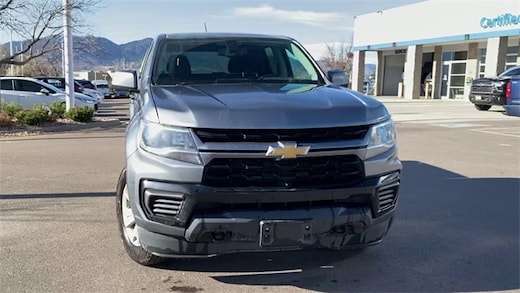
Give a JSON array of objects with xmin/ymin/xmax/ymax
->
[{"xmin": 2, "ymin": 0, "xmax": 426, "ymax": 63}]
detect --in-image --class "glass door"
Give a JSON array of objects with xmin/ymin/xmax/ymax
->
[
  {"xmin": 441, "ymin": 51, "xmax": 468, "ymax": 99},
  {"xmin": 449, "ymin": 62, "xmax": 466, "ymax": 99},
  {"xmin": 441, "ymin": 61, "xmax": 467, "ymax": 99},
  {"xmin": 441, "ymin": 63, "xmax": 449, "ymax": 98}
]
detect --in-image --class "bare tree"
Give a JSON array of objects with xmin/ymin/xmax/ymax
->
[
  {"xmin": 0, "ymin": 0, "xmax": 99, "ymax": 67},
  {"xmin": 323, "ymin": 42, "xmax": 354, "ymax": 73},
  {"xmin": 113, "ymin": 58, "xmax": 141, "ymax": 71},
  {"xmin": 21, "ymin": 56, "xmax": 61, "ymax": 76}
]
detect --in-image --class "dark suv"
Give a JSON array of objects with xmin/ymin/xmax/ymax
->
[{"xmin": 469, "ymin": 66, "xmax": 520, "ymax": 111}]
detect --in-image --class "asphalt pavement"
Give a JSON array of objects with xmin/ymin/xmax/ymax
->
[{"xmin": 0, "ymin": 98, "xmax": 519, "ymax": 293}]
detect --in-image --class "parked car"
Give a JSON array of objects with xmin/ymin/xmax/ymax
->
[
  {"xmin": 34, "ymin": 77, "xmax": 103, "ymax": 104},
  {"xmin": 505, "ymin": 75, "xmax": 520, "ymax": 117},
  {"xmin": 76, "ymin": 79, "xmax": 105, "ymax": 103},
  {"xmin": 91, "ymin": 80, "xmax": 113, "ymax": 98},
  {"xmin": 469, "ymin": 66, "xmax": 520, "ymax": 111},
  {"xmin": 114, "ymin": 88, "xmax": 129, "ymax": 98},
  {"xmin": 0, "ymin": 77, "xmax": 97, "ymax": 111},
  {"xmin": 112, "ymin": 33, "xmax": 401, "ymax": 266}
]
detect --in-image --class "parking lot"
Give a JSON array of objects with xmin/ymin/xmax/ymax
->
[{"xmin": 1, "ymin": 98, "xmax": 519, "ymax": 293}]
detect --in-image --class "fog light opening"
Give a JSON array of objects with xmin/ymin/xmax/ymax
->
[{"xmin": 211, "ymin": 231, "xmax": 231, "ymax": 242}]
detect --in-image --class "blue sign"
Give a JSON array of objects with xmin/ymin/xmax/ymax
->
[{"xmin": 480, "ymin": 13, "xmax": 520, "ymax": 29}]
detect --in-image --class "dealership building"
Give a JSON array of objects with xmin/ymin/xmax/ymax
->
[{"xmin": 351, "ymin": 0, "xmax": 520, "ymax": 100}]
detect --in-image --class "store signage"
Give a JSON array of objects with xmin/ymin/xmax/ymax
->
[{"xmin": 480, "ymin": 13, "xmax": 520, "ymax": 29}]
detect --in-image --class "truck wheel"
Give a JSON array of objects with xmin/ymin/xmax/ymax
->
[
  {"xmin": 474, "ymin": 104, "xmax": 491, "ymax": 111},
  {"xmin": 116, "ymin": 169, "xmax": 164, "ymax": 266}
]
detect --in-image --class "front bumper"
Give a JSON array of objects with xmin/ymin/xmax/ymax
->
[
  {"xmin": 469, "ymin": 93, "xmax": 506, "ymax": 106},
  {"xmin": 125, "ymin": 140, "xmax": 401, "ymax": 257},
  {"xmin": 137, "ymin": 205, "xmax": 394, "ymax": 257},
  {"xmin": 128, "ymin": 174, "xmax": 399, "ymax": 257}
]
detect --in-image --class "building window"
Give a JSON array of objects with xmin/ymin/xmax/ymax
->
[
  {"xmin": 453, "ymin": 51, "xmax": 468, "ymax": 60},
  {"xmin": 505, "ymin": 46, "xmax": 519, "ymax": 70},
  {"xmin": 478, "ymin": 48, "xmax": 486, "ymax": 78},
  {"xmin": 442, "ymin": 51, "xmax": 467, "ymax": 61}
]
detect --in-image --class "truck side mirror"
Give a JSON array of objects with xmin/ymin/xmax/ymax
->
[
  {"xmin": 40, "ymin": 88, "xmax": 50, "ymax": 95},
  {"xmin": 110, "ymin": 70, "xmax": 139, "ymax": 93}
]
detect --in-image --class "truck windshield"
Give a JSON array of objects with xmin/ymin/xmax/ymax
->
[{"xmin": 152, "ymin": 38, "xmax": 322, "ymax": 85}]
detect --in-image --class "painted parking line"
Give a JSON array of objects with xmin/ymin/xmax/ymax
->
[
  {"xmin": 432, "ymin": 123, "xmax": 488, "ymax": 128},
  {"xmin": 470, "ymin": 127, "xmax": 520, "ymax": 138}
]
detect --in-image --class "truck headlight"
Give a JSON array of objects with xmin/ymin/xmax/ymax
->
[
  {"xmin": 493, "ymin": 81, "xmax": 506, "ymax": 91},
  {"xmin": 140, "ymin": 121, "xmax": 201, "ymax": 164},
  {"xmin": 366, "ymin": 119, "xmax": 397, "ymax": 158}
]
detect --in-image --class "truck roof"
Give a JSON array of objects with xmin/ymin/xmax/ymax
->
[{"xmin": 159, "ymin": 32, "xmax": 294, "ymax": 41}]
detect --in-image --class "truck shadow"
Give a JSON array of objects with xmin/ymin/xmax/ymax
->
[
  {"xmin": 0, "ymin": 192, "xmax": 115, "ymax": 200},
  {"xmin": 158, "ymin": 160, "xmax": 519, "ymax": 292}
]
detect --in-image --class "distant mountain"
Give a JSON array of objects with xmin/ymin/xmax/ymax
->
[
  {"xmin": 1, "ymin": 36, "xmax": 153, "ymax": 71},
  {"xmin": 120, "ymin": 38, "xmax": 153, "ymax": 62}
]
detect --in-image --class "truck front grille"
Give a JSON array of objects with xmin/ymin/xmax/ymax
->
[
  {"xmin": 471, "ymin": 83, "xmax": 494, "ymax": 94},
  {"xmin": 194, "ymin": 126, "xmax": 369, "ymax": 143},
  {"xmin": 202, "ymin": 155, "xmax": 365, "ymax": 188}
]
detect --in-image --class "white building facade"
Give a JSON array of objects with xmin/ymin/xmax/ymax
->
[{"xmin": 351, "ymin": 0, "xmax": 520, "ymax": 100}]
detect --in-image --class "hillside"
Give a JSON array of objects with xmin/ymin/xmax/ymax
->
[{"xmin": 1, "ymin": 36, "xmax": 153, "ymax": 71}]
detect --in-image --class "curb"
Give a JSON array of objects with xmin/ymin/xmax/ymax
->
[{"xmin": 0, "ymin": 119, "xmax": 124, "ymax": 137}]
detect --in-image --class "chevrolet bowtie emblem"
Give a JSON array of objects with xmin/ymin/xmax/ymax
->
[{"xmin": 265, "ymin": 141, "xmax": 310, "ymax": 159}]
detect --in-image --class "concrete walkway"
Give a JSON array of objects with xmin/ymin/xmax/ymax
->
[{"xmin": 370, "ymin": 95, "xmax": 467, "ymax": 103}]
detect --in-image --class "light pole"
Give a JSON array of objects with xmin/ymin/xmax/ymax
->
[
  {"xmin": 62, "ymin": 0, "xmax": 75, "ymax": 110},
  {"xmin": 9, "ymin": 9, "xmax": 14, "ymax": 76}
]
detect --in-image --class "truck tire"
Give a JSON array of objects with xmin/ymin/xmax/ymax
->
[
  {"xmin": 474, "ymin": 104, "xmax": 491, "ymax": 111},
  {"xmin": 116, "ymin": 169, "xmax": 165, "ymax": 266}
]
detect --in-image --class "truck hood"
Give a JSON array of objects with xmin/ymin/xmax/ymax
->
[
  {"xmin": 149, "ymin": 83, "xmax": 389, "ymax": 128},
  {"xmin": 473, "ymin": 76, "xmax": 510, "ymax": 83}
]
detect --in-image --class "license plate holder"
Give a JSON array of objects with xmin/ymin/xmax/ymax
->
[
  {"xmin": 259, "ymin": 220, "xmax": 313, "ymax": 247},
  {"xmin": 475, "ymin": 95, "xmax": 482, "ymax": 100}
]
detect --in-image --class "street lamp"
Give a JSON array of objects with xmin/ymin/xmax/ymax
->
[
  {"xmin": 9, "ymin": 9, "xmax": 14, "ymax": 76},
  {"xmin": 62, "ymin": 0, "xmax": 75, "ymax": 110}
]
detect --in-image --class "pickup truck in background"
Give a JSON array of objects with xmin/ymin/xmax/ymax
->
[
  {"xmin": 469, "ymin": 66, "xmax": 520, "ymax": 111},
  {"xmin": 505, "ymin": 75, "xmax": 520, "ymax": 117}
]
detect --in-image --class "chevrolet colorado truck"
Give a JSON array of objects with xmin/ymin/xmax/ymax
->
[
  {"xmin": 469, "ymin": 66, "xmax": 520, "ymax": 111},
  {"xmin": 111, "ymin": 33, "xmax": 402, "ymax": 266}
]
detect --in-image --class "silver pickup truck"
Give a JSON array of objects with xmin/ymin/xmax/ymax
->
[{"xmin": 112, "ymin": 33, "xmax": 402, "ymax": 266}]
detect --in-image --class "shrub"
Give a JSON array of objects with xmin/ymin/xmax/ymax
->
[
  {"xmin": 33, "ymin": 104, "xmax": 50, "ymax": 111},
  {"xmin": 0, "ymin": 101, "xmax": 23, "ymax": 117},
  {"xmin": 49, "ymin": 101, "xmax": 66, "ymax": 119},
  {"xmin": 14, "ymin": 108, "xmax": 50, "ymax": 126},
  {"xmin": 65, "ymin": 106, "xmax": 94, "ymax": 122}
]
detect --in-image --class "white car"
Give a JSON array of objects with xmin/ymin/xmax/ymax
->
[
  {"xmin": 75, "ymin": 79, "xmax": 105, "ymax": 103},
  {"xmin": 91, "ymin": 80, "xmax": 112, "ymax": 98},
  {"xmin": 0, "ymin": 77, "xmax": 97, "ymax": 111},
  {"xmin": 82, "ymin": 87, "xmax": 105, "ymax": 103}
]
